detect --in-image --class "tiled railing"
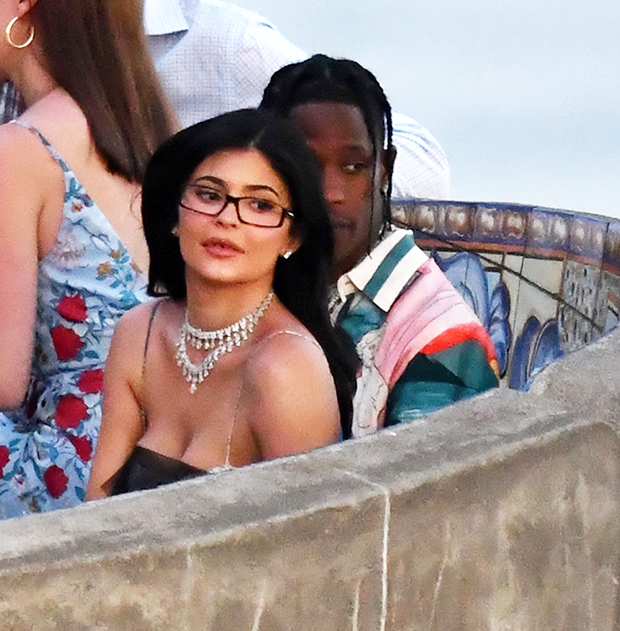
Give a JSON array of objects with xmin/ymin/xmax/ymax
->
[{"xmin": 393, "ymin": 200, "xmax": 620, "ymax": 390}]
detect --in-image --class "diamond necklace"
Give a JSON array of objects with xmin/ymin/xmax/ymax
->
[{"xmin": 176, "ymin": 291, "xmax": 274, "ymax": 393}]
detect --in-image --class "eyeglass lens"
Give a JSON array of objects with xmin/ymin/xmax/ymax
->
[{"xmin": 181, "ymin": 186, "xmax": 288, "ymax": 227}]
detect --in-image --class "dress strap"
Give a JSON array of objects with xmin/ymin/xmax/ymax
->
[
  {"xmin": 143, "ymin": 300, "xmax": 163, "ymax": 377},
  {"xmin": 255, "ymin": 329, "xmax": 321, "ymax": 351},
  {"xmin": 223, "ymin": 329, "xmax": 321, "ymax": 467},
  {"xmin": 140, "ymin": 300, "xmax": 164, "ymax": 432},
  {"xmin": 10, "ymin": 120, "xmax": 74, "ymax": 174}
]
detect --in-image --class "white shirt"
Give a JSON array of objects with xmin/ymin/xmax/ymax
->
[
  {"xmin": 144, "ymin": 0, "xmax": 187, "ymax": 34},
  {"xmin": 145, "ymin": 0, "xmax": 450, "ymax": 199}
]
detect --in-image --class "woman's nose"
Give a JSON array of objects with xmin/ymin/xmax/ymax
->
[{"xmin": 215, "ymin": 198, "xmax": 241, "ymax": 224}]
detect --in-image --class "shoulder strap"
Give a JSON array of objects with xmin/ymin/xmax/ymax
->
[
  {"xmin": 140, "ymin": 300, "xmax": 164, "ymax": 433},
  {"xmin": 252, "ymin": 329, "xmax": 321, "ymax": 353},
  {"xmin": 223, "ymin": 329, "xmax": 320, "ymax": 468},
  {"xmin": 142, "ymin": 300, "xmax": 164, "ymax": 379},
  {"xmin": 10, "ymin": 120, "xmax": 73, "ymax": 174}
]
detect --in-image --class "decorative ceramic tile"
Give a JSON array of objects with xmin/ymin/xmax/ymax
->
[
  {"xmin": 500, "ymin": 254, "xmax": 525, "ymax": 349},
  {"xmin": 568, "ymin": 214, "xmax": 607, "ymax": 262},
  {"xmin": 508, "ymin": 290, "xmax": 562, "ymax": 390},
  {"xmin": 524, "ymin": 209, "xmax": 571, "ymax": 260},
  {"xmin": 603, "ymin": 222, "xmax": 620, "ymax": 275},
  {"xmin": 480, "ymin": 253, "xmax": 505, "ymax": 265},
  {"xmin": 600, "ymin": 271, "xmax": 620, "ymax": 333},
  {"xmin": 559, "ymin": 261, "xmax": 605, "ymax": 351},
  {"xmin": 470, "ymin": 205, "xmax": 527, "ymax": 254},
  {"xmin": 520, "ymin": 258, "xmax": 564, "ymax": 297},
  {"xmin": 395, "ymin": 200, "xmax": 620, "ymax": 390},
  {"xmin": 506, "ymin": 251, "xmax": 562, "ymax": 387}
]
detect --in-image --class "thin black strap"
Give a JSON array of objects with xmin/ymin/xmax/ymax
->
[
  {"xmin": 140, "ymin": 301, "xmax": 163, "ymax": 432},
  {"xmin": 142, "ymin": 300, "xmax": 163, "ymax": 378}
]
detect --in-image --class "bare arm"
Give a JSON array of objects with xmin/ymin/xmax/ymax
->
[
  {"xmin": 0, "ymin": 124, "xmax": 56, "ymax": 409},
  {"xmin": 85, "ymin": 304, "xmax": 152, "ymax": 500},
  {"xmin": 241, "ymin": 333, "xmax": 341, "ymax": 461}
]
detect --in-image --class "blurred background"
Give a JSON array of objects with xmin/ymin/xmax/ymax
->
[{"xmin": 237, "ymin": 0, "xmax": 620, "ymax": 218}]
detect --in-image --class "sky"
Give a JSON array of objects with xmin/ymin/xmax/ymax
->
[{"xmin": 237, "ymin": 0, "xmax": 620, "ymax": 218}]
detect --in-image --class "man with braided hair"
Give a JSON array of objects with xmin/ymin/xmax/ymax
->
[
  {"xmin": 144, "ymin": 0, "xmax": 450, "ymax": 200},
  {"xmin": 261, "ymin": 55, "xmax": 499, "ymax": 437}
]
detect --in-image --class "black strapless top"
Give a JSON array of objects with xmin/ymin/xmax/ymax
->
[{"xmin": 110, "ymin": 446, "xmax": 207, "ymax": 495}]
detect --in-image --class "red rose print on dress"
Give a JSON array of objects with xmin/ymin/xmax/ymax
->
[
  {"xmin": 56, "ymin": 294, "xmax": 87, "ymax": 322},
  {"xmin": 68, "ymin": 435, "xmax": 92, "ymax": 462},
  {"xmin": 77, "ymin": 369, "xmax": 104, "ymax": 394},
  {"xmin": 44, "ymin": 465, "xmax": 69, "ymax": 499},
  {"xmin": 51, "ymin": 326, "xmax": 84, "ymax": 361},
  {"xmin": 56, "ymin": 394, "xmax": 89, "ymax": 428},
  {"xmin": 0, "ymin": 445, "xmax": 9, "ymax": 477}
]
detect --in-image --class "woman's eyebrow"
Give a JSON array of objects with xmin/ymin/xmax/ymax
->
[
  {"xmin": 193, "ymin": 175, "xmax": 225, "ymax": 186},
  {"xmin": 191, "ymin": 178, "xmax": 281, "ymax": 198},
  {"xmin": 245, "ymin": 184, "xmax": 281, "ymax": 197}
]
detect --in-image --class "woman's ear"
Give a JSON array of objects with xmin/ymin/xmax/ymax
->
[
  {"xmin": 16, "ymin": 0, "xmax": 38, "ymax": 18},
  {"xmin": 281, "ymin": 232, "xmax": 302, "ymax": 259}
]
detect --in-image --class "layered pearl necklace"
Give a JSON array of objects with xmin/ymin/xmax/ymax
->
[{"xmin": 176, "ymin": 291, "xmax": 275, "ymax": 393}]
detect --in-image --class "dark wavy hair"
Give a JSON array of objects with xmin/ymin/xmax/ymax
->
[
  {"xmin": 142, "ymin": 108, "xmax": 357, "ymax": 437},
  {"xmin": 28, "ymin": 0, "xmax": 176, "ymax": 181},
  {"xmin": 260, "ymin": 54, "xmax": 395, "ymax": 229}
]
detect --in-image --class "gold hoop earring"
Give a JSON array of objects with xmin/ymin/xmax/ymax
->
[{"xmin": 6, "ymin": 17, "xmax": 35, "ymax": 49}]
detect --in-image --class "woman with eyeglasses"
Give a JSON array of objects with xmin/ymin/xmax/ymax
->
[{"xmin": 86, "ymin": 109, "xmax": 357, "ymax": 498}]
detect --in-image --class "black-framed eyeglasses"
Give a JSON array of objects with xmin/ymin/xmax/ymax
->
[{"xmin": 180, "ymin": 184, "xmax": 294, "ymax": 228}]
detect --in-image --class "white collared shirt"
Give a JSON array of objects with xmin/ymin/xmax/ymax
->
[
  {"xmin": 330, "ymin": 228, "xmax": 428, "ymax": 326},
  {"xmin": 146, "ymin": 0, "xmax": 450, "ymax": 200},
  {"xmin": 144, "ymin": 0, "xmax": 188, "ymax": 36}
]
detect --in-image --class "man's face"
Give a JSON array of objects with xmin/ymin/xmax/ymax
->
[{"xmin": 289, "ymin": 101, "xmax": 384, "ymax": 280}]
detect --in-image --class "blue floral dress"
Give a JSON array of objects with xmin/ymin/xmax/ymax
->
[{"xmin": 0, "ymin": 125, "xmax": 148, "ymax": 518}]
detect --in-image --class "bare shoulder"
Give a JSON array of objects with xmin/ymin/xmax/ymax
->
[
  {"xmin": 106, "ymin": 299, "xmax": 171, "ymax": 390},
  {"xmin": 19, "ymin": 90, "xmax": 90, "ymax": 151},
  {"xmin": 241, "ymin": 328, "xmax": 340, "ymax": 458},
  {"xmin": 243, "ymin": 328, "xmax": 338, "ymax": 415},
  {"xmin": 110, "ymin": 300, "xmax": 167, "ymax": 363},
  {"xmin": 248, "ymin": 329, "xmax": 332, "ymax": 387},
  {"xmin": 0, "ymin": 121, "xmax": 63, "ymax": 210},
  {"xmin": 113, "ymin": 299, "xmax": 168, "ymax": 344},
  {"xmin": 0, "ymin": 122, "xmax": 52, "ymax": 172},
  {"xmin": 0, "ymin": 122, "xmax": 62, "ymax": 241},
  {"xmin": 0, "ymin": 120, "xmax": 33, "ymax": 144}
]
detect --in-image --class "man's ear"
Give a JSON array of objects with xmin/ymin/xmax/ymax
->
[{"xmin": 381, "ymin": 145, "xmax": 397, "ymax": 192}]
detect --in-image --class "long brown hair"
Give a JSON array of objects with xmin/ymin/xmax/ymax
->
[{"xmin": 29, "ymin": 0, "xmax": 177, "ymax": 181}]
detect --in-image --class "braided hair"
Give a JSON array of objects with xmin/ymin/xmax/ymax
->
[{"xmin": 260, "ymin": 54, "xmax": 395, "ymax": 231}]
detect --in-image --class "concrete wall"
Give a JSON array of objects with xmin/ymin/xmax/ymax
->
[{"xmin": 2, "ymin": 326, "xmax": 620, "ymax": 629}]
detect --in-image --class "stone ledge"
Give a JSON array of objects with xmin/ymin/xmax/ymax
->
[
  {"xmin": 0, "ymin": 383, "xmax": 585, "ymax": 571},
  {"xmin": 1, "ymin": 411, "xmax": 619, "ymax": 629},
  {"xmin": 2, "ymin": 326, "xmax": 620, "ymax": 629}
]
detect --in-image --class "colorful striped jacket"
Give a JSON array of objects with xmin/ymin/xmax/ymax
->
[{"xmin": 331, "ymin": 228, "xmax": 499, "ymax": 437}]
